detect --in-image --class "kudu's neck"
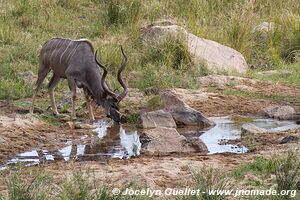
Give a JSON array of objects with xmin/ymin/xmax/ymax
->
[{"xmin": 85, "ymin": 66, "xmax": 106, "ymax": 102}]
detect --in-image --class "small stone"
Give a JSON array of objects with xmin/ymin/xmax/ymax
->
[
  {"xmin": 66, "ymin": 121, "xmax": 75, "ymax": 129},
  {"xmin": 278, "ymin": 135, "xmax": 298, "ymax": 144},
  {"xmin": 263, "ymin": 105, "xmax": 296, "ymax": 120},
  {"xmin": 74, "ymin": 122, "xmax": 97, "ymax": 129},
  {"xmin": 0, "ymin": 136, "xmax": 6, "ymax": 144},
  {"xmin": 241, "ymin": 123, "xmax": 267, "ymax": 136}
]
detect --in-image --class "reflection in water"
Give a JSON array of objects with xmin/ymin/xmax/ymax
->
[
  {"xmin": 1, "ymin": 120, "xmax": 141, "ymax": 168},
  {"xmin": 120, "ymin": 127, "xmax": 141, "ymax": 158},
  {"xmin": 2, "ymin": 117, "xmax": 298, "ymax": 169},
  {"xmin": 200, "ymin": 117, "xmax": 248, "ymax": 154},
  {"xmin": 93, "ymin": 120, "xmax": 113, "ymax": 139},
  {"xmin": 200, "ymin": 117, "xmax": 299, "ymax": 154}
]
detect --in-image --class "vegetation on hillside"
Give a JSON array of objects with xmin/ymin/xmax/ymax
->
[{"xmin": 0, "ymin": 0, "xmax": 299, "ymax": 99}]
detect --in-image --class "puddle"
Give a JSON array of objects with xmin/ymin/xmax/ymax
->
[
  {"xmin": 1, "ymin": 120, "xmax": 141, "ymax": 169},
  {"xmin": 200, "ymin": 117, "xmax": 299, "ymax": 154},
  {"xmin": 1, "ymin": 116, "xmax": 298, "ymax": 169}
]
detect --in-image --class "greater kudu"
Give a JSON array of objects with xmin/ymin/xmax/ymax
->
[{"xmin": 30, "ymin": 38, "xmax": 128, "ymax": 122}]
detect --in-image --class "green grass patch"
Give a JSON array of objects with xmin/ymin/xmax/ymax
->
[
  {"xmin": 125, "ymin": 113, "xmax": 139, "ymax": 125},
  {"xmin": 248, "ymin": 63, "xmax": 300, "ymax": 86},
  {"xmin": 0, "ymin": 169, "xmax": 149, "ymax": 200},
  {"xmin": 232, "ymin": 156, "xmax": 277, "ymax": 179},
  {"xmin": 0, "ymin": 0, "xmax": 300, "ymax": 100},
  {"xmin": 274, "ymin": 151, "xmax": 300, "ymax": 195},
  {"xmin": 190, "ymin": 164, "xmax": 232, "ymax": 200},
  {"xmin": 146, "ymin": 95, "xmax": 162, "ymax": 110}
]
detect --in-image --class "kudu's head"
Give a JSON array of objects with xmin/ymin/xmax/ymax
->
[{"xmin": 95, "ymin": 46, "xmax": 128, "ymax": 123}]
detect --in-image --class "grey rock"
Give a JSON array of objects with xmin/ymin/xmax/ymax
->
[
  {"xmin": 137, "ymin": 110, "xmax": 177, "ymax": 129},
  {"xmin": 185, "ymin": 137, "xmax": 208, "ymax": 153},
  {"xmin": 142, "ymin": 24, "xmax": 248, "ymax": 74},
  {"xmin": 241, "ymin": 123, "xmax": 267, "ymax": 136},
  {"xmin": 263, "ymin": 105, "xmax": 296, "ymax": 120},
  {"xmin": 143, "ymin": 127, "xmax": 205, "ymax": 155},
  {"xmin": 160, "ymin": 90, "xmax": 214, "ymax": 128},
  {"xmin": 278, "ymin": 135, "xmax": 298, "ymax": 144}
]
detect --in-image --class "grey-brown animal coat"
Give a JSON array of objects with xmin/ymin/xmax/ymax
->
[{"xmin": 30, "ymin": 38, "xmax": 128, "ymax": 122}]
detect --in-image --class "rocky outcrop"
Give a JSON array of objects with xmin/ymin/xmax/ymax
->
[
  {"xmin": 143, "ymin": 127, "xmax": 207, "ymax": 155},
  {"xmin": 263, "ymin": 105, "xmax": 297, "ymax": 120},
  {"xmin": 142, "ymin": 25, "xmax": 248, "ymax": 74},
  {"xmin": 137, "ymin": 110, "xmax": 176, "ymax": 129},
  {"xmin": 160, "ymin": 90, "xmax": 214, "ymax": 128}
]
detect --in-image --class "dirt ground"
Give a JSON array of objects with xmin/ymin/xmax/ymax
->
[{"xmin": 0, "ymin": 76, "xmax": 300, "ymax": 192}]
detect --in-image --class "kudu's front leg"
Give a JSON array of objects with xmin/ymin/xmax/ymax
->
[
  {"xmin": 67, "ymin": 78, "xmax": 77, "ymax": 119},
  {"xmin": 84, "ymin": 89, "xmax": 95, "ymax": 121}
]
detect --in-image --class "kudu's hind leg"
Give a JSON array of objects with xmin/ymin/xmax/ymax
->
[
  {"xmin": 30, "ymin": 64, "xmax": 50, "ymax": 114},
  {"xmin": 84, "ymin": 89, "xmax": 95, "ymax": 121},
  {"xmin": 67, "ymin": 78, "xmax": 77, "ymax": 119},
  {"xmin": 48, "ymin": 74, "xmax": 61, "ymax": 115}
]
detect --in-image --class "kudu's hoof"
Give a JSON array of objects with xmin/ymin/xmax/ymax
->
[{"xmin": 54, "ymin": 113, "xmax": 74, "ymax": 121}]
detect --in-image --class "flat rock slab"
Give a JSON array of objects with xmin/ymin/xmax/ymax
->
[
  {"xmin": 137, "ymin": 110, "xmax": 176, "ymax": 129},
  {"xmin": 241, "ymin": 123, "xmax": 267, "ymax": 136},
  {"xmin": 143, "ymin": 127, "xmax": 207, "ymax": 155}
]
